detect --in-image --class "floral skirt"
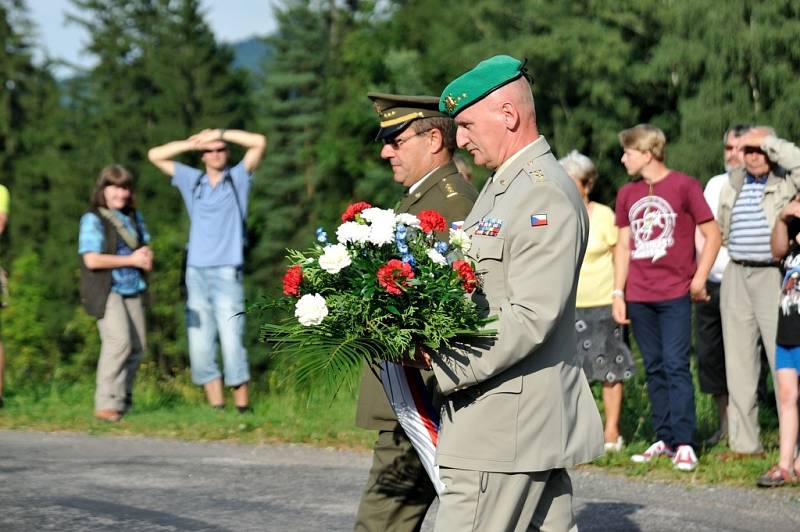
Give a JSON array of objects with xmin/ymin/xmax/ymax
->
[{"xmin": 575, "ymin": 305, "xmax": 636, "ymax": 383}]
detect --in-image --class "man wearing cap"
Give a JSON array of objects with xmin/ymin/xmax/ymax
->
[
  {"xmin": 418, "ymin": 55, "xmax": 603, "ymax": 530},
  {"xmin": 353, "ymin": 93, "xmax": 478, "ymax": 532}
]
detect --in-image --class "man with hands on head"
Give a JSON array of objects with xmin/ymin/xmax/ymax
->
[
  {"xmin": 148, "ymin": 128, "xmax": 266, "ymax": 411},
  {"xmin": 717, "ymin": 126, "xmax": 800, "ymax": 456}
]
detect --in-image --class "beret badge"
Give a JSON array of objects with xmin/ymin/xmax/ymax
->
[{"xmin": 444, "ymin": 95, "xmax": 457, "ymax": 114}]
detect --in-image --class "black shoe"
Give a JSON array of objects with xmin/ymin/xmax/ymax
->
[
  {"xmin": 0, "ymin": 396, "xmax": 4, "ymax": 408},
  {"xmin": 237, "ymin": 405, "xmax": 252, "ymax": 414}
]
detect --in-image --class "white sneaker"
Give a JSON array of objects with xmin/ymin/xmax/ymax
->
[
  {"xmin": 672, "ymin": 445, "xmax": 699, "ymax": 471},
  {"xmin": 631, "ymin": 440, "xmax": 674, "ymax": 463},
  {"xmin": 604, "ymin": 435, "xmax": 625, "ymax": 453}
]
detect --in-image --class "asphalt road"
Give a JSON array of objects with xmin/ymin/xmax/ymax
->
[{"xmin": 1, "ymin": 430, "xmax": 799, "ymax": 531}]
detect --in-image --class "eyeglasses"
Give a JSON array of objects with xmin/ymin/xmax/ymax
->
[{"xmin": 383, "ymin": 129, "xmax": 432, "ymax": 150}]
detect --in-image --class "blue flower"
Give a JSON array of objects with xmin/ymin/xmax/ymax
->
[
  {"xmin": 436, "ymin": 241, "xmax": 449, "ymax": 254},
  {"xmin": 316, "ymin": 227, "xmax": 328, "ymax": 244},
  {"xmin": 396, "ymin": 242, "xmax": 409, "ymax": 254},
  {"xmin": 395, "ymin": 224, "xmax": 408, "ymax": 240},
  {"xmin": 402, "ymin": 253, "xmax": 416, "ymax": 267}
]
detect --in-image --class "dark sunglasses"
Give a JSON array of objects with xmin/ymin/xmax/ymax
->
[
  {"xmin": 382, "ymin": 129, "xmax": 432, "ymax": 150},
  {"xmin": 742, "ymin": 146, "xmax": 765, "ymax": 155}
]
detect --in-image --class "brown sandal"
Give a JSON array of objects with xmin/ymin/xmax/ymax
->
[
  {"xmin": 757, "ymin": 465, "xmax": 798, "ymax": 488},
  {"xmin": 94, "ymin": 409, "xmax": 122, "ymax": 423}
]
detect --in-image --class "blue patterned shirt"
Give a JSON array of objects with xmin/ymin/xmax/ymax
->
[{"xmin": 78, "ymin": 210, "xmax": 150, "ymax": 295}]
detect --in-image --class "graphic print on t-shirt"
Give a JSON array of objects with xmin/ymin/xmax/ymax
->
[
  {"xmin": 781, "ymin": 251, "xmax": 800, "ymax": 316},
  {"xmin": 629, "ymin": 195, "xmax": 677, "ymax": 262}
]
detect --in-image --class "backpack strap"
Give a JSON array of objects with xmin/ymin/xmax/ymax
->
[{"xmin": 97, "ymin": 207, "xmax": 140, "ymax": 249}]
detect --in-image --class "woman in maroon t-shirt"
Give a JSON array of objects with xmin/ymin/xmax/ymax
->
[{"xmin": 612, "ymin": 124, "xmax": 721, "ymax": 472}]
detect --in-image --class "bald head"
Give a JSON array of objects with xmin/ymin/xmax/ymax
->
[{"xmin": 454, "ymin": 77, "xmax": 539, "ymax": 170}]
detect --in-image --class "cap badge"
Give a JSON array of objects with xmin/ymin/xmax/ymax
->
[{"xmin": 444, "ymin": 95, "xmax": 457, "ymax": 114}]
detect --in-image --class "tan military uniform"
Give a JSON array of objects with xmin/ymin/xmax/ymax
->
[
  {"xmin": 354, "ymin": 161, "xmax": 477, "ymax": 532},
  {"xmin": 430, "ymin": 138, "xmax": 603, "ymax": 531}
]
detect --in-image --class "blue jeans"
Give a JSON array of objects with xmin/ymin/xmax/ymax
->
[
  {"xmin": 628, "ymin": 295, "xmax": 695, "ymax": 447},
  {"xmin": 185, "ymin": 266, "xmax": 250, "ymax": 386}
]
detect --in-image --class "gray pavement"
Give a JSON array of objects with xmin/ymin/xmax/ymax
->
[{"xmin": 1, "ymin": 430, "xmax": 798, "ymax": 531}]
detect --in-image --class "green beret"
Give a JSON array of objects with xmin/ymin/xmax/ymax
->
[
  {"xmin": 439, "ymin": 55, "xmax": 529, "ymax": 117},
  {"xmin": 367, "ymin": 92, "xmax": 447, "ymax": 140}
]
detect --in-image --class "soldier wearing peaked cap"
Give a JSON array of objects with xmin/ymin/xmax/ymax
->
[
  {"xmin": 353, "ymin": 93, "xmax": 478, "ymax": 532},
  {"xmin": 415, "ymin": 55, "xmax": 603, "ymax": 531}
]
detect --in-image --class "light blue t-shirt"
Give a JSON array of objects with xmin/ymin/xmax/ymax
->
[
  {"xmin": 78, "ymin": 210, "xmax": 150, "ymax": 295},
  {"xmin": 172, "ymin": 161, "xmax": 251, "ymax": 268}
]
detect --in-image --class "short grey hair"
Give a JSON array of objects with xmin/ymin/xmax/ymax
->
[
  {"xmin": 559, "ymin": 150, "xmax": 597, "ymax": 187},
  {"xmin": 723, "ymin": 123, "xmax": 753, "ymax": 143}
]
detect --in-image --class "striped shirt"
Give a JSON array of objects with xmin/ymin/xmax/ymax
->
[{"xmin": 728, "ymin": 180, "xmax": 773, "ymax": 262}]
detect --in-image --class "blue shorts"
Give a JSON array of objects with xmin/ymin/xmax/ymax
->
[{"xmin": 776, "ymin": 344, "xmax": 800, "ymax": 372}]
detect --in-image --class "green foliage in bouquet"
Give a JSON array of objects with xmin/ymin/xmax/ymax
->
[{"xmin": 254, "ymin": 202, "xmax": 493, "ymax": 391}]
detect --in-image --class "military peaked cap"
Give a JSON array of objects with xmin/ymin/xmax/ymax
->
[{"xmin": 367, "ymin": 92, "xmax": 448, "ymax": 140}]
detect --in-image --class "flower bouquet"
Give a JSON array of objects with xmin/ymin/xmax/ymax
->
[{"xmin": 259, "ymin": 201, "xmax": 492, "ymax": 389}]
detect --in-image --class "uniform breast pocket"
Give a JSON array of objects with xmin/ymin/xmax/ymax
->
[{"xmin": 470, "ymin": 235, "xmax": 506, "ymax": 300}]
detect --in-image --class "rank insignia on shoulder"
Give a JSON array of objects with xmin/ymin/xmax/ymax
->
[
  {"xmin": 476, "ymin": 217, "xmax": 503, "ymax": 236},
  {"xmin": 530, "ymin": 213, "xmax": 548, "ymax": 227},
  {"xmin": 531, "ymin": 169, "xmax": 545, "ymax": 182}
]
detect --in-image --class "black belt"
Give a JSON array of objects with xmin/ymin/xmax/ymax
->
[{"xmin": 731, "ymin": 259, "xmax": 778, "ymax": 268}]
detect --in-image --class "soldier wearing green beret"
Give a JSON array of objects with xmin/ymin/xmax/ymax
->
[
  {"xmin": 353, "ymin": 93, "xmax": 478, "ymax": 532},
  {"xmin": 416, "ymin": 55, "xmax": 604, "ymax": 531}
]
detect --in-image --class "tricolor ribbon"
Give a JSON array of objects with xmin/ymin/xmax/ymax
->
[{"xmin": 379, "ymin": 361, "xmax": 445, "ymax": 494}]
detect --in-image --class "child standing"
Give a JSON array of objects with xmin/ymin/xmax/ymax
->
[{"xmin": 758, "ymin": 194, "xmax": 800, "ymax": 486}]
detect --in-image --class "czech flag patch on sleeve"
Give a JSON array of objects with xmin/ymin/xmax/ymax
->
[{"xmin": 530, "ymin": 213, "xmax": 548, "ymax": 227}]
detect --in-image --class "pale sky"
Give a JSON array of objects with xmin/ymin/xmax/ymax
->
[{"xmin": 29, "ymin": 0, "xmax": 276, "ymax": 75}]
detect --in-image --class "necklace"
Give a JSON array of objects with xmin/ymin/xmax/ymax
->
[{"xmin": 648, "ymin": 181, "xmax": 654, "ymax": 196}]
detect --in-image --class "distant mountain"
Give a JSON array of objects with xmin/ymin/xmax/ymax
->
[{"xmin": 230, "ymin": 37, "xmax": 273, "ymax": 74}]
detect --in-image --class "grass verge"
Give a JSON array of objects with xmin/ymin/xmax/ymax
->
[{"xmin": 0, "ymin": 367, "xmax": 798, "ymax": 495}]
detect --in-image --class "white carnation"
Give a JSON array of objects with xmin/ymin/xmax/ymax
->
[
  {"xmin": 295, "ymin": 293, "xmax": 328, "ymax": 326},
  {"xmin": 395, "ymin": 213, "xmax": 421, "ymax": 228},
  {"xmin": 426, "ymin": 248, "xmax": 448, "ymax": 266},
  {"xmin": 318, "ymin": 243, "xmax": 352, "ymax": 274},
  {"xmin": 336, "ymin": 221, "xmax": 370, "ymax": 245},
  {"xmin": 449, "ymin": 228, "xmax": 472, "ymax": 253},
  {"xmin": 360, "ymin": 207, "xmax": 395, "ymax": 223},
  {"xmin": 364, "ymin": 214, "xmax": 395, "ymax": 247},
  {"xmin": 368, "ymin": 218, "xmax": 396, "ymax": 246}
]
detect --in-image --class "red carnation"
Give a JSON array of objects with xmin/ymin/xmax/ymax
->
[
  {"xmin": 417, "ymin": 210, "xmax": 447, "ymax": 233},
  {"xmin": 341, "ymin": 201, "xmax": 372, "ymax": 223},
  {"xmin": 452, "ymin": 260, "xmax": 478, "ymax": 293},
  {"xmin": 377, "ymin": 259, "xmax": 415, "ymax": 296},
  {"xmin": 282, "ymin": 264, "xmax": 303, "ymax": 296}
]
